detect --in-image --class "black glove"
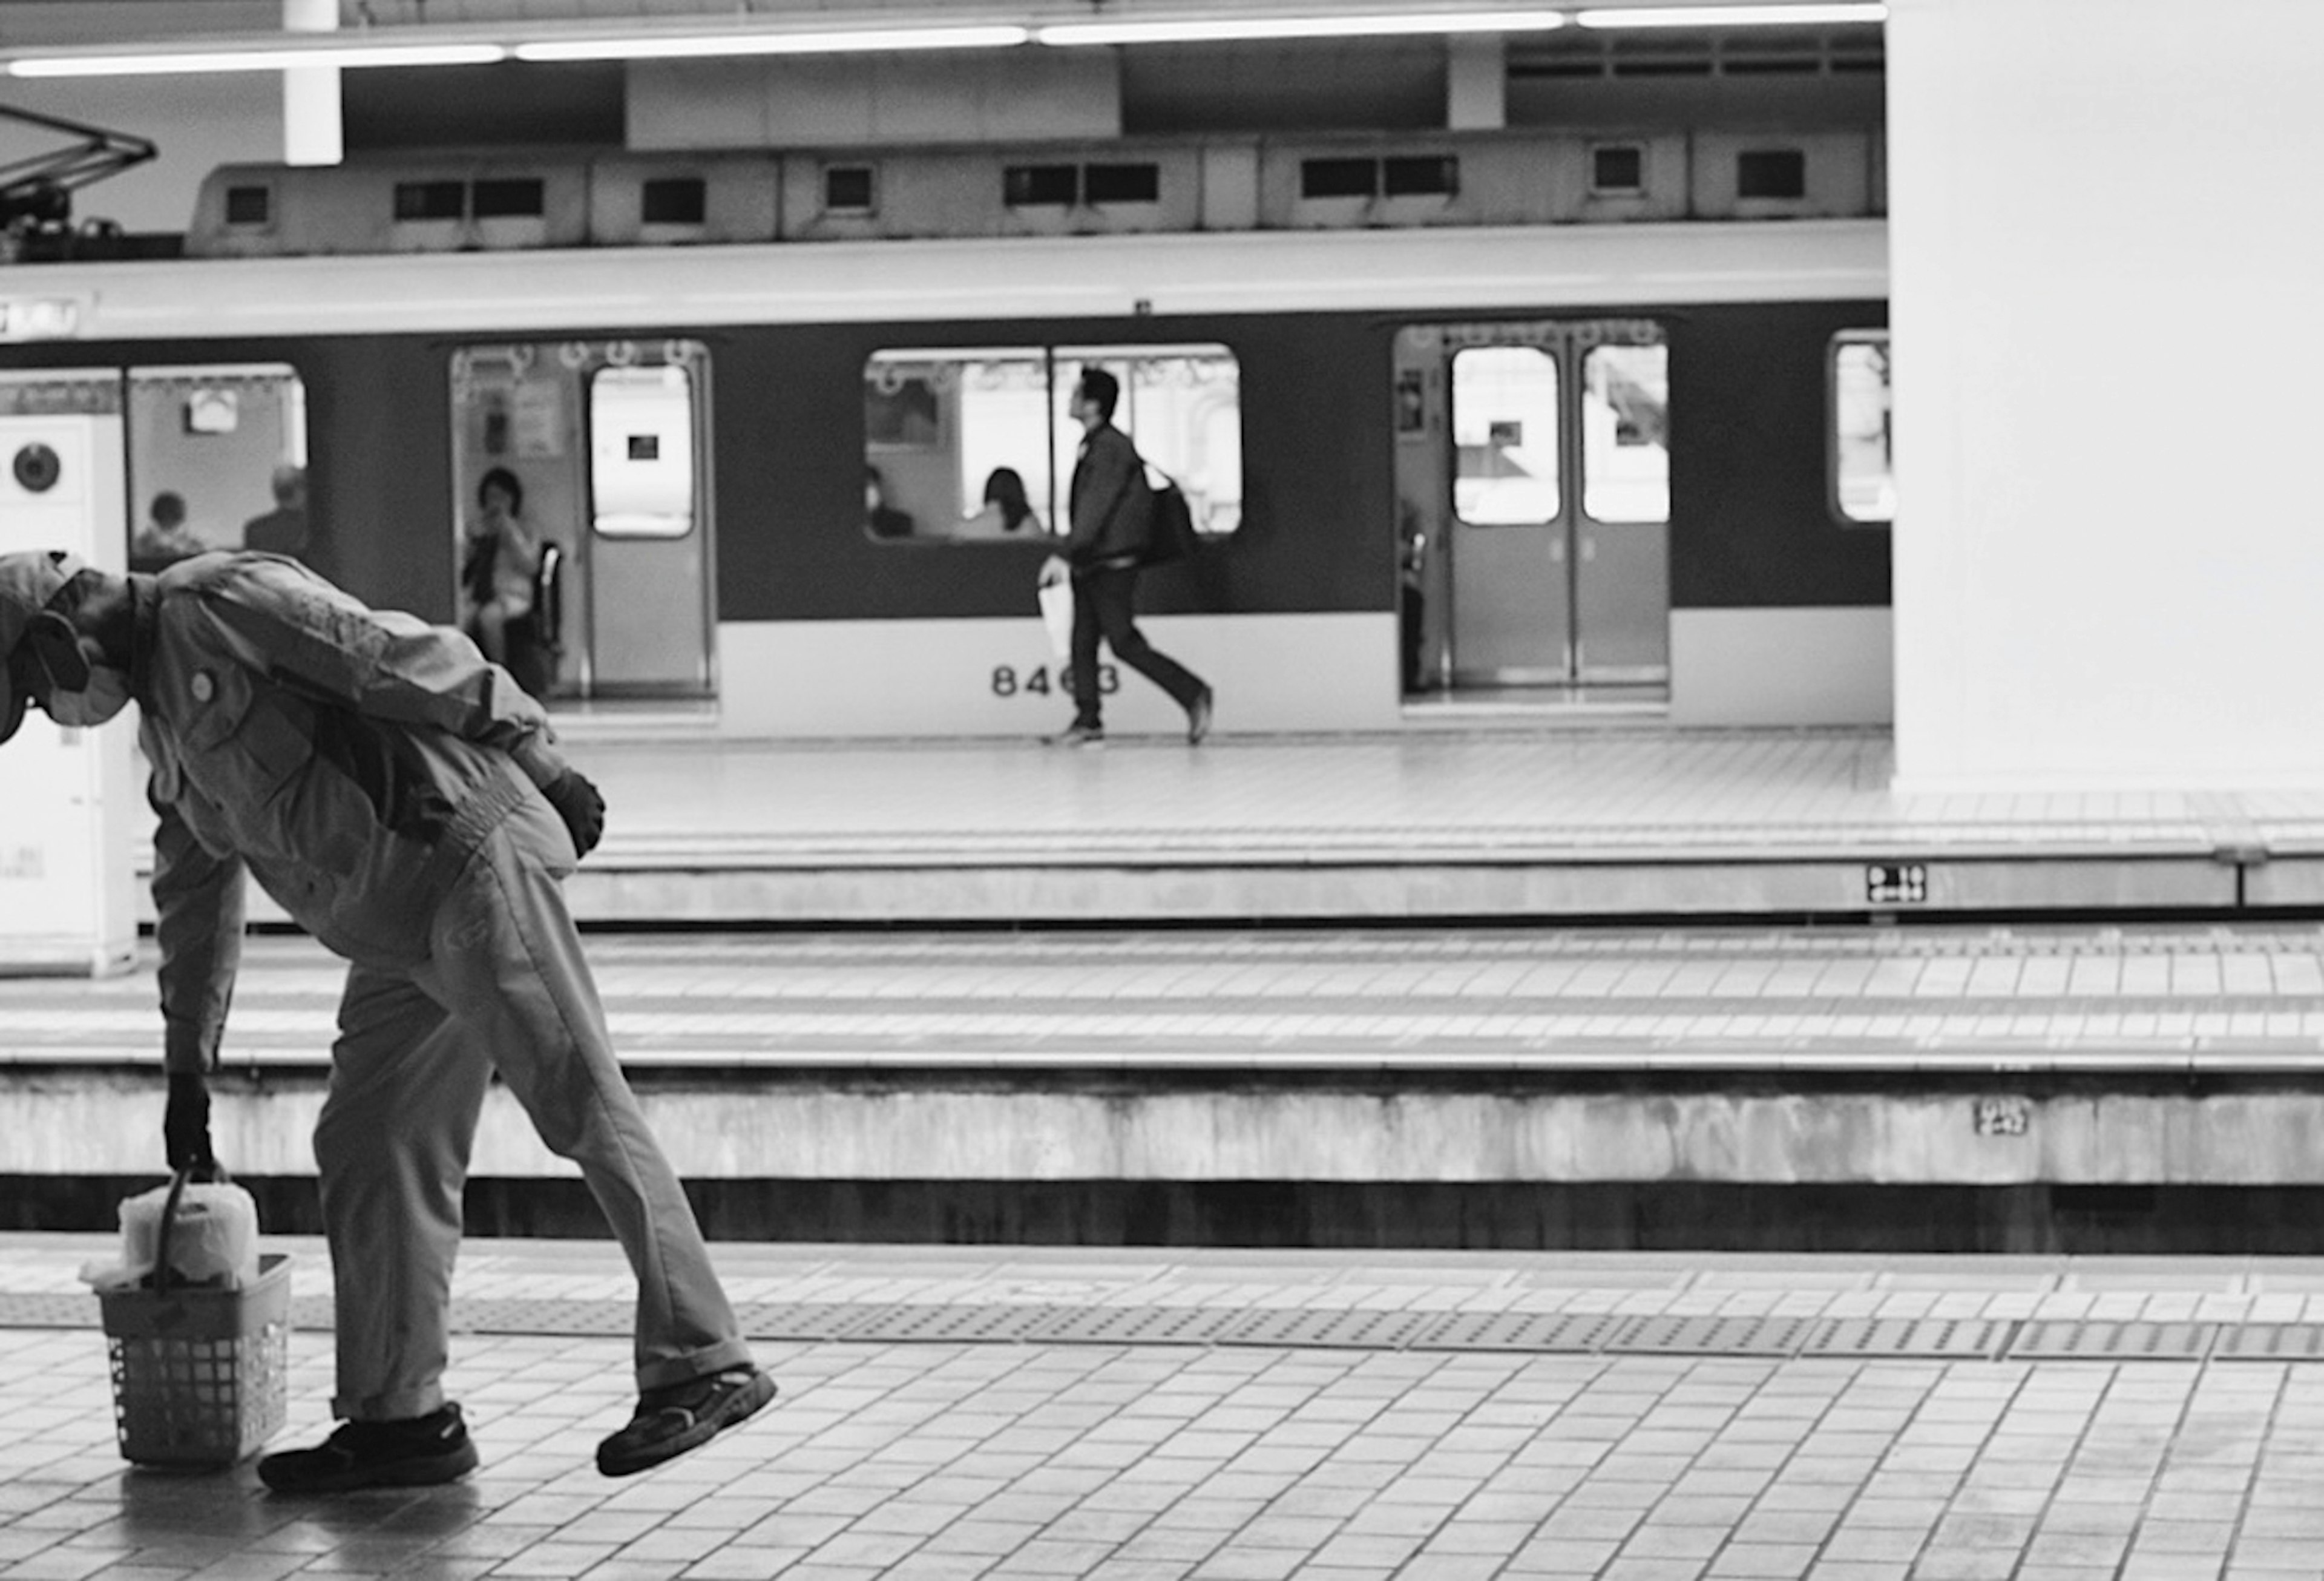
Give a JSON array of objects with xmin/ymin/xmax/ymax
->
[
  {"xmin": 543, "ymin": 769, "xmax": 606, "ymax": 860},
  {"xmin": 164, "ymin": 1071, "xmax": 217, "ymax": 1175}
]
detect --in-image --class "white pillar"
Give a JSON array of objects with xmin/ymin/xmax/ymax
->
[
  {"xmin": 1888, "ymin": 0, "xmax": 2324, "ymax": 789},
  {"xmin": 1446, "ymin": 35, "xmax": 1505, "ymax": 130},
  {"xmin": 282, "ymin": 0, "xmax": 342, "ymax": 166}
]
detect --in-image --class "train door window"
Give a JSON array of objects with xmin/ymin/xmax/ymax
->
[
  {"xmin": 1580, "ymin": 342, "xmax": 1669, "ymax": 524},
  {"xmin": 1054, "ymin": 344, "xmax": 1242, "ymax": 537},
  {"xmin": 824, "ymin": 165, "xmax": 876, "ymax": 214},
  {"xmin": 1830, "ymin": 330, "xmax": 1894, "ymax": 524},
  {"xmin": 588, "ymin": 364, "xmax": 696, "ymax": 539},
  {"xmin": 124, "ymin": 364, "xmax": 307, "ymax": 570},
  {"xmin": 1451, "ymin": 346, "xmax": 1559, "ymax": 524}
]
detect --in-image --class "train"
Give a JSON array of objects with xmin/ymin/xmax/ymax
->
[{"xmin": 0, "ymin": 119, "xmax": 1891, "ymax": 739}]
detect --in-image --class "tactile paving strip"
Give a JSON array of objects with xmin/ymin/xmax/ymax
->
[
  {"xmin": 1805, "ymin": 1318, "xmax": 2012, "ymax": 1360},
  {"xmin": 2005, "ymin": 1321, "xmax": 2213, "ymax": 1360},
  {"xmin": 1606, "ymin": 1315, "xmax": 1816, "ymax": 1356},
  {"xmin": 4, "ymin": 1292, "xmax": 2318, "ymax": 1364}
]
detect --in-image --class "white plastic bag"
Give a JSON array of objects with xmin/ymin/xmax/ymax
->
[
  {"xmin": 1037, "ymin": 576, "xmax": 1074, "ymax": 661},
  {"xmin": 80, "ymin": 1178, "xmax": 261, "ymax": 1292}
]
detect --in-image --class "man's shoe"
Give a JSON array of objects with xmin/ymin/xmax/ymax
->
[
  {"xmin": 1187, "ymin": 687, "xmax": 1215, "ymax": 746},
  {"xmin": 1042, "ymin": 723, "xmax": 1105, "ymax": 749},
  {"xmin": 257, "ymin": 1402, "xmax": 478, "ymax": 1493},
  {"xmin": 597, "ymin": 1367, "xmax": 776, "ymax": 1478}
]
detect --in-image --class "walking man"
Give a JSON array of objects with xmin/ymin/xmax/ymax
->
[
  {"xmin": 0, "ymin": 548, "xmax": 774, "ymax": 1490},
  {"xmin": 1042, "ymin": 368, "xmax": 1213, "ymax": 748}
]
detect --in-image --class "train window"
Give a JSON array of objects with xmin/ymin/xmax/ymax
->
[
  {"xmin": 1590, "ymin": 145, "xmax": 1645, "ymax": 196},
  {"xmin": 125, "ymin": 364, "xmax": 307, "ymax": 568},
  {"xmin": 394, "ymin": 181, "xmax": 465, "ymax": 222},
  {"xmin": 1384, "ymin": 156, "xmax": 1459, "ymax": 199},
  {"xmin": 223, "ymin": 185, "xmax": 272, "ymax": 228},
  {"xmin": 1581, "ymin": 344, "xmax": 1669, "ymax": 524},
  {"xmin": 862, "ymin": 343, "xmax": 1241, "ymax": 545},
  {"xmin": 1830, "ymin": 330, "xmax": 1894, "ymax": 524},
  {"xmin": 1301, "ymin": 159, "xmax": 1378, "ymax": 200},
  {"xmin": 824, "ymin": 165, "xmax": 876, "ymax": 214},
  {"xmin": 1452, "ymin": 346, "xmax": 1559, "ymax": 525},
  {"xmin": 1736, "ymin": 148, "xmax": 1807, "ymax": 200},
  {"xmin": 642, "ymin": 177, "xmax": 706, "ymax": 226},
  {"xmin": 472, "ymin": 179, "xmax": 545, "ymax": 219},
  {"xmin": 1005, "ymin": 165, "xmax": 1079, "ymax": 208},
  {"xmin": 1085, "ymin": 163, "xmax": 1161, "ymax": 205}
]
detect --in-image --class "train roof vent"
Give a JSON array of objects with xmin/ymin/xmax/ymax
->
[
  {"xmin": 823, "ymin": 165, "xmax": 876, "ymax": 214},
  {"xmin": 472, "ymin": 177, "xmax": 544, "ymax": 219},
  {"xmin": 1301, "ymin": 157, "xmax": 1377, "ymax": 200},
  {"xmin": 1085, "ymin": 162, "xmax": 1160, "ymax": 205},
  {"xmin": 1384, "ymin": 155, "xmax": 1458, "ymax": 198},
  {"xmin": 1509, "ymin": 27, "xmax": 1882, "ymax": 79},
  {"xmin": 1737, "ymin": 147, "xmax": 1807, "ymax": 200},
  {"xmin": 1004, "ymin": 164, "xmax": 1078, "ymax": 207},
  {"xmin": 393, "ymin": 180, "xmax": 464, "ymax": 222},
  {"xmin": 223, "ymin": 183, "xmax": 271, "ymax": 228},
  {"xmin": 642, "ymin": 176, "xmax": 706, "ymax": 226}
]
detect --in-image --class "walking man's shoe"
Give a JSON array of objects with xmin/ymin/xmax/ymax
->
[
  {"xmin": 598, "ymin": 1367, "xmax": 778, "ymax": 1477},
  {"xmin": 1187, "ymin": 686, "xmax": 1215, "ymax": 746},
  {"xmin": 257, "ymin": 1402, "xmax": 479, "ymax": 1493},
  {"xmin": 1043, "ymin": 722, "xmax": 1105, "ymax": 749}
]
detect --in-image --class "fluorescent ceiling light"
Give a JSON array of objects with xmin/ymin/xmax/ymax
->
[
  {"xmin": 1574, "ymin": 4, "xmax": 1885, "ymax": 25},
  {"xmin": 8, "ymin": 41, "xmax": 506, "ymax": 76},
  {"xmin": 1037, "ymin": 10, "xmax": 1566, "ymax": 45},
  {"xmin": 514, "ymin": 24, "xmax": 1031, "ymax": 62}
]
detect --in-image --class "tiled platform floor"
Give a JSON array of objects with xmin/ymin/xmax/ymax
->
[
  {"xmin": 11, "ymin": 1241, "xmax": 2324, "ymax": 1580},
  {"xmin": 13, "ymin": 924, "xmax": 2324, "ymax": 1073}
]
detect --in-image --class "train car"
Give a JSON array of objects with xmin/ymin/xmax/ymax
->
[{"xmin": 0, "ymin": 123, "xmax": 1890, "ymax": 738}]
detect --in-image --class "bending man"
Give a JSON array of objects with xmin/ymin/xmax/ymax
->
[{"xmin": 0, "ymin": 548, "xmax": 773, "ymax": 1490}]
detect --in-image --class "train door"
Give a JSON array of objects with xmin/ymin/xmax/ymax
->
[
  {"xmin": 450, "ymin": 339, "xmax": 715, "ymax": 700},
  {"xmin": 1394, "ymin": 320, "xmax": 1669, "ymax": 699}
]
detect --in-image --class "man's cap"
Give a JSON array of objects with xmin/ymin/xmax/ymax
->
[{"xmin": 0, "ymin": 549, "xmax": 84, "ymax": 746}]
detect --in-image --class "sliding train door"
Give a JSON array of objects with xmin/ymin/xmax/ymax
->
[
  {"xmin": 450, "ymin": 339, "xmax": 715, "ymax": 700},
  {"xmin": 1394, "ymin": 320, "xmax": 1669, "ymax": 698}
]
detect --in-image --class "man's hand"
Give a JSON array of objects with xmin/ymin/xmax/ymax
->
[
  {"xmin": 164, "ymin": 1071, "xmax": 216, "ymax": 1175},
  {"xmin": 1039, "ymin": 555, "xmax": 1070, "ymax": 588},
  {"xmin": 543, "ymin": 769, "xmax": 606, "ymax": 860}
]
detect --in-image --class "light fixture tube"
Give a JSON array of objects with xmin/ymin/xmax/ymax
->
[
  {"xmin": 514, "ymin": 24, "xmax": 1031, "ymax": 63},
  {"xmin": 7, "ymin": 41, "xmax": 507, "ymax": 76},
  {"xmin": 1037, "ymin": 10, "xmax": 1566, "ymax": 45},
  {"xmin": 1574, "ymin": 4, "xmax": 1885, "ymax": 25}
]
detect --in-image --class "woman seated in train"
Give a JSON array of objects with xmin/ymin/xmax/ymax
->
[
  {"xmin": 459, "ymin": 466, "xmax": 544, "ymax": 667},
  {"xmin": 131, "ymin": 491, "xmax": 206, "ymax": 571},
  {"xmin": 954, "ymin": 467, "xmax": 1045, "ymax": 540}
]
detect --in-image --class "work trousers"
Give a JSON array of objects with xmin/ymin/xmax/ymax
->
[
  {"xmin": 314, "ymin": 792, "xmax": 750, "ymax": 1421},
  {"xmin": 1069, "ymin": 563, "xmax": 1206, "ymax": 729}
]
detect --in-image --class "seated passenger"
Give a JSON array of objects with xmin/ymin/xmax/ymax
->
[
  {"xmin": 864, "ymin": 464, "xmax": 916, "ymax": 540},
  {"xmin": 956, "ymin": 467, "xmax": 1046, "ymax": 540},
  {"xmin": 242, "ymin": 464, "xmax": 310, "ymax": 560},
  {"xmin": 459, "ymin": 467, "xmax": 544, "ymax": 667},
  {"xmin": 131, "ymin": 491, "xmax": 206, "ymax": 571}
]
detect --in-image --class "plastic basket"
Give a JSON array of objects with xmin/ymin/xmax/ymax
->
[{"xmin": 95, "ymin": 1172, "xmax": 291, "ymax": 1468}]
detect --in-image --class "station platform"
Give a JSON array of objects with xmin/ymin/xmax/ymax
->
[
  {"xmin": 8, "ymin": 1238, "xmax": 2324, "ymax": 1580},
  {"xmin": 331, "ymin": 724, "xmax": 2324, "ymax": 926},
  {"xmin": 13, "ymin": 921, "xmax": 2324, "ymax": 1252}
]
